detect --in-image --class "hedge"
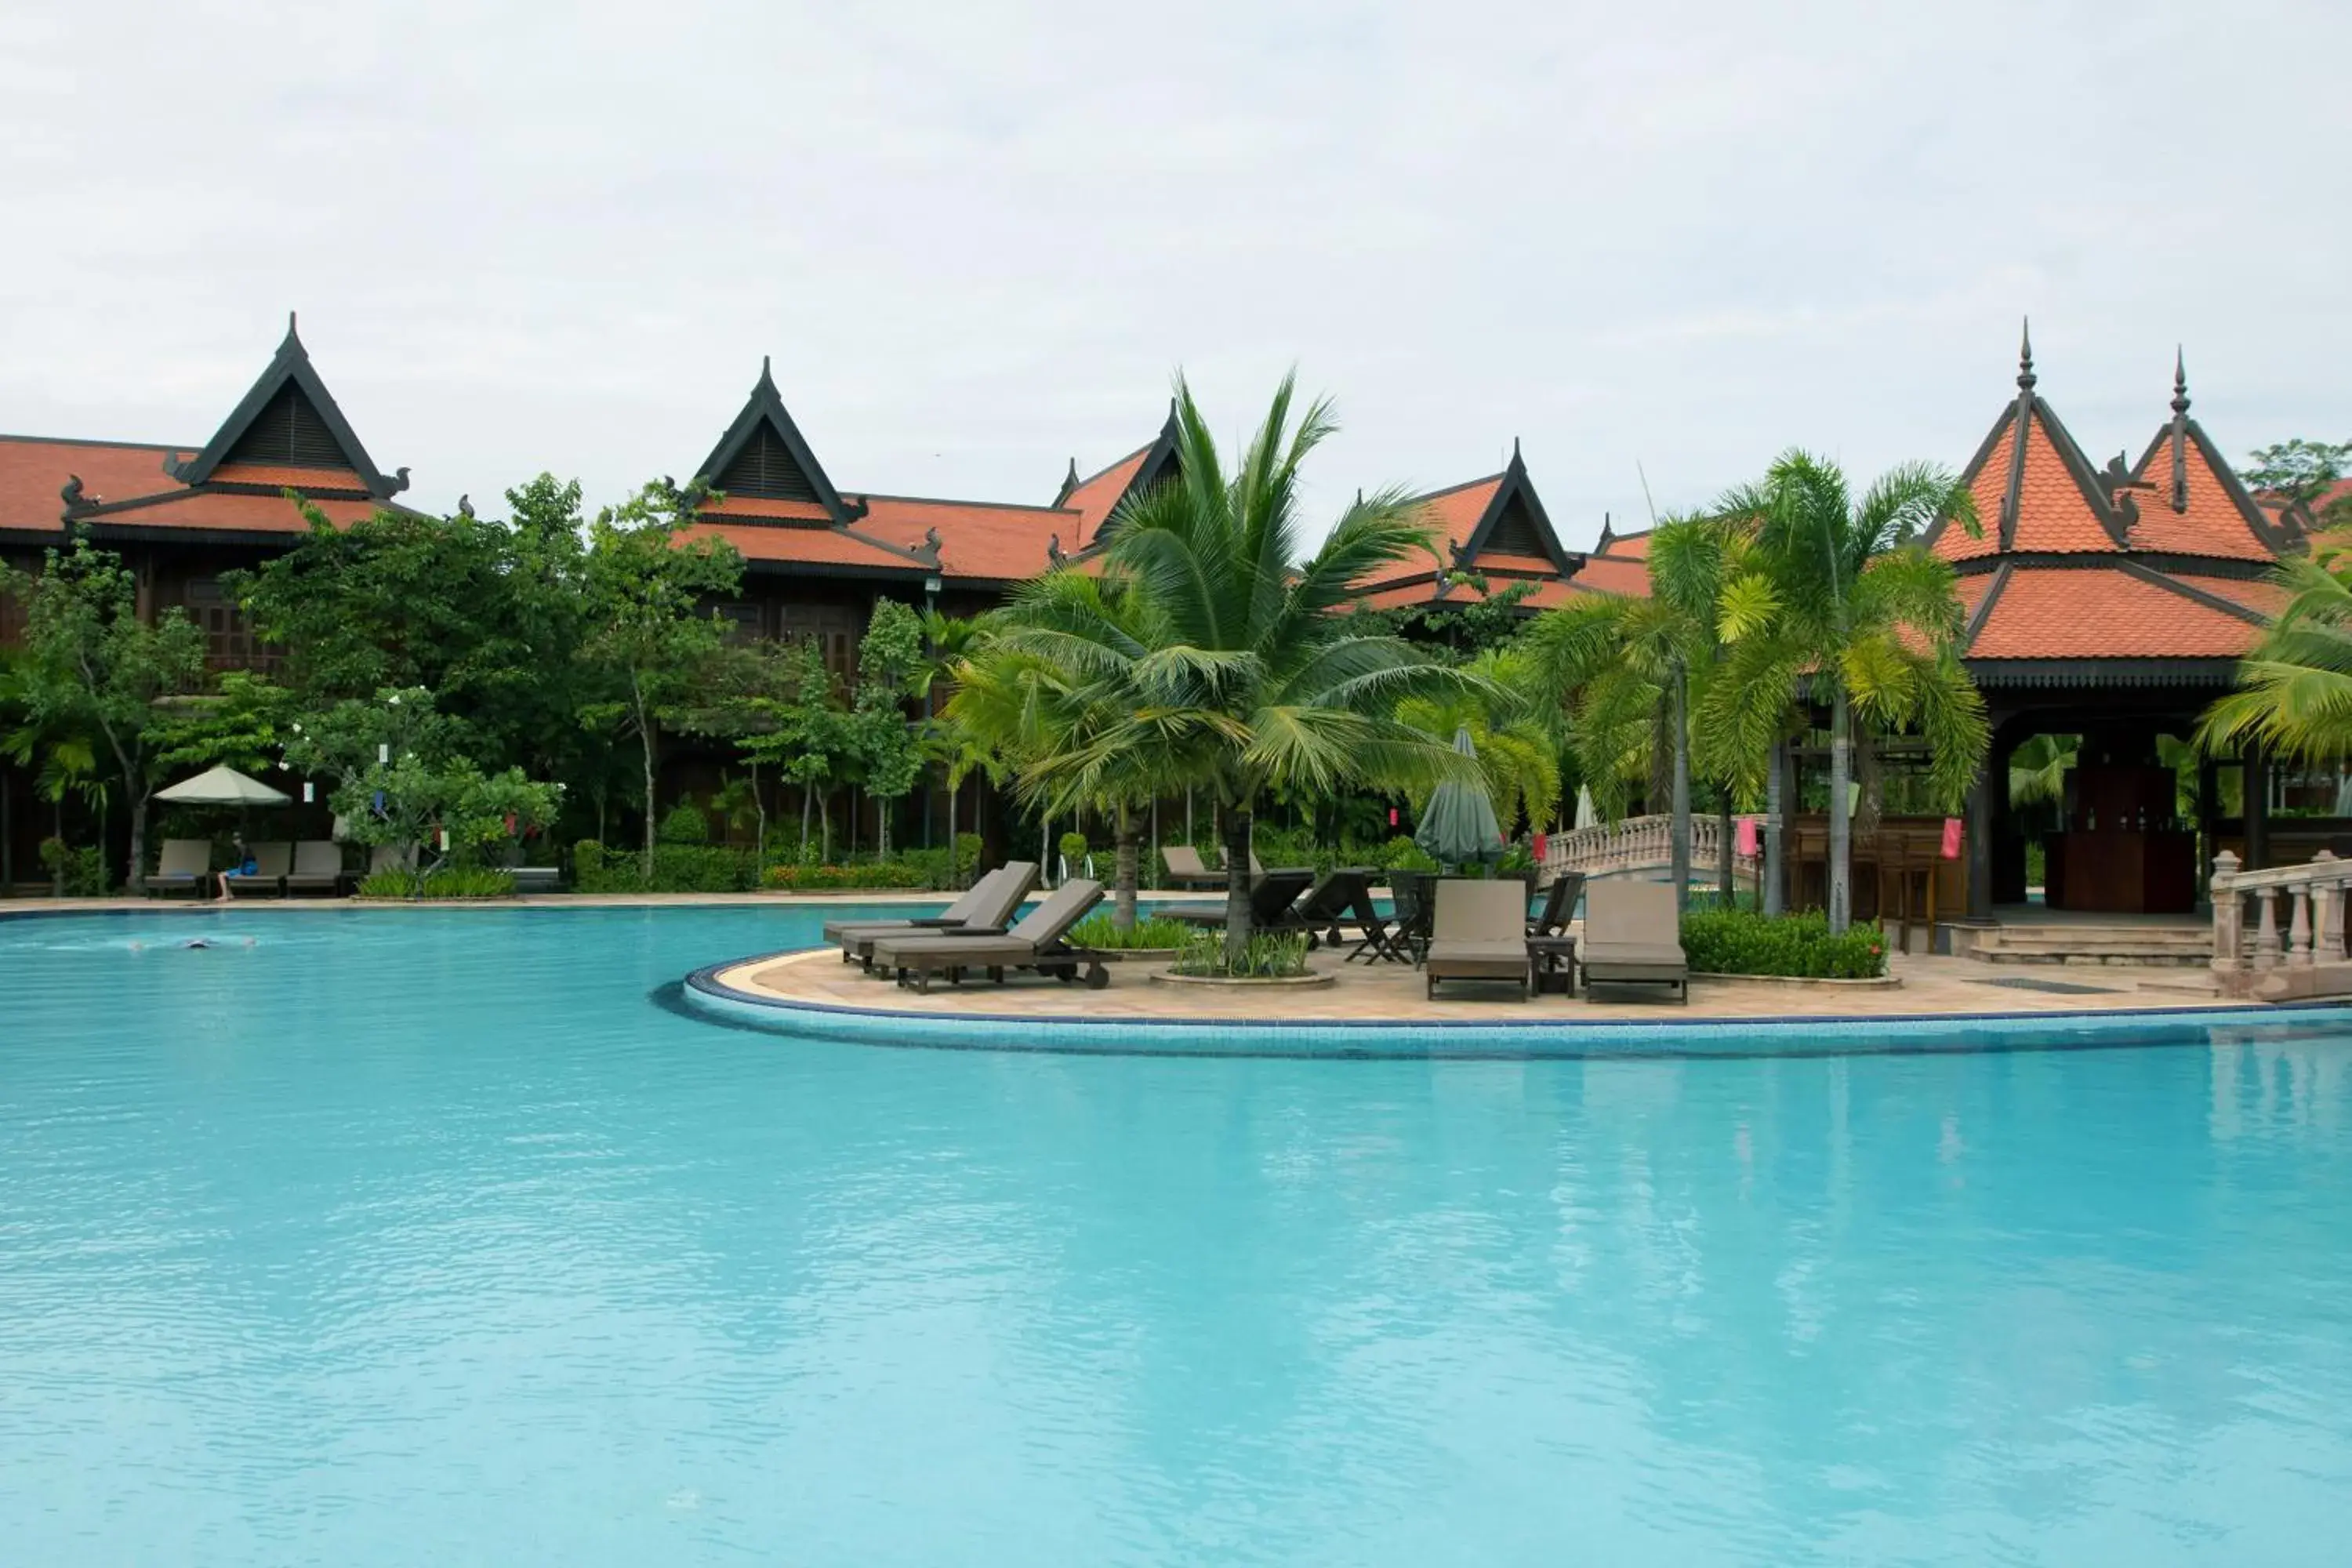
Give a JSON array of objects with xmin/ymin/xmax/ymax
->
[
  {"xmin": 761, "ymin": 861, "xmax": 932, "ymax": 891},
  {"xmin": 1680, "ymin": 908, "xmax": 1889, "ymax": 979}
]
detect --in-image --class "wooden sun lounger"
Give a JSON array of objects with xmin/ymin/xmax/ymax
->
[
  {"xmin": 222, "ymin": 842, "xmax": 293, "ymax": 896},
  {"xmin": 1579, "ymin": 880, "xmax": 1689, "ymax": 1003},
  {"xmin": 145, "ymin": 839, "xmax": 212, "ymax": 898},
  {"xmin": 1425, "ymin": 878, "xmax": 1534, "ymax": 1000},
  {"xmin": 1160, "ymin": 869, "xmax": 1314, "ymax": 929},
  {"xmin": 1161, "ymin": 845, "xmax": 1225, "ymax": 891},
  {"xmin": 824, "ymin": 862, "xmax": 1040, "ymax": 968},
  {"xmin": 284, "ymin": 840, "xmax": 346, "ymax": 895},
  {"xmin": 870, "ymin": 879, "xmax": 1109, "ymax": 994}
]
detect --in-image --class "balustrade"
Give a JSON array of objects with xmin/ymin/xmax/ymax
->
[{"xmin": 2210, "ymin": 849, "xmax": 2352, "ymax": 996}]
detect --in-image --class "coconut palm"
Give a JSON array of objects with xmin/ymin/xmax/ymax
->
[
  {"xmin": 1712, "ymin": 451, "xmax": 1988, "ymax": 933},
  {"xmin": 1393, "ymin": 644, "xmax": 1563, "ymax": 838},
  {"xmin": 991, "ymin": 373, "xmax": 1478, "ymax": 957},
  {"xmin": 1526, "ymin": 511, "xmax": 1748, "ymax": 909},
  {"xmin": 2198, "ymin": 539, "xmax": 2352, "ymax": 762},
  {"xmin": 949, "ymin": 572, "xmax": 1175, "ymax": 929}
]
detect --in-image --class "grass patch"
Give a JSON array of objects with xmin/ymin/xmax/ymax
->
[
  {"xmin": 1067, "ymin": 913, "xmax": 1192, "ymax": 950},
  {"xmin": 1169, "ymin": 929, "xmax": 1312, "ymax": 978},
  {"xmin": 356, "ymin": 867, "xmax": 516, "ymax": 900}
]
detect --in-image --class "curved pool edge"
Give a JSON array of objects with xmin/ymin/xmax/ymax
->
[{"xmin": 681, "ymin": 950, "xmax": 2352, "ymax": 1060}]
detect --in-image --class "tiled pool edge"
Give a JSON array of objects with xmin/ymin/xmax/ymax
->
[{"xmin": 683, "ymin": 950, "xmax": 2352, "ymax": 1060}]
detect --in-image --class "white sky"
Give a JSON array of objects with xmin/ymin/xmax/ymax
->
[{"xmin": 3, "ymin": 1, "xmax": 2346, "ymax": 546}]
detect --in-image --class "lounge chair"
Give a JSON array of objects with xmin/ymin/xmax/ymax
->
[
  {"xmin": 285, "ymin": 840, "xmax": 345, "ymax": 895},
  {"xmin": 1278, "ymin": 868, "xmax": 1388, "ymax": 954},
  {"xmin": 1160, "ymin": 868, "xmax": 1314, "ymax": 929},
  {"xmin": 1425, "ymin": 878, "xmax": 1534, "ymax": 1000},
  {"xmin": 1580, "ymin": 880, "xmax": 1689, "ymax": 1004},
  {"xmin": 870, "ymin": 878, "xmax": 1110, "ymax": 994},
  {"xmin": 222, "ymin": 842, "xmax": 293, "ymax": 897},
  {"xmin": 823, "ymin": 862, "xmax": 1040, "ymax": 968},
  {"xmin": 1161, "ymin": 845, "xmax": 1225, "ymax": 891},
  {"xmin": 145, "ymin": 839, "xmax": 212, "ymax": 898},
  {"xmin": 1530, "ymin": 872, "xmax": 1585, "ymax": 938}
]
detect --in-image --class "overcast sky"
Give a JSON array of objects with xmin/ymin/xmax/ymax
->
[{"xmin": 4, "ymin": 1, "xmax": 2346, "ymax": 546}]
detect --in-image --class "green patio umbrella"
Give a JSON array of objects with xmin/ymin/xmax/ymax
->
[{"xmin": 1414, "ymin": 726, "xmax": 1505, "ymax": 872}]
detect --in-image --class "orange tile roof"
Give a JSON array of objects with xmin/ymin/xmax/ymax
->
[
  {"xmin": 1466, "ymin": 551, "xmax": 1556, "ymax": 575},
  {"xmin": 1410, "ymin": 474, "xmax": 1504, "ymax": 552},
  {"xmin": 702, "ymin": 493, "xmax": 836, "ymax": 524},
  {"xmin": 0, "ymin": 435, "xmax": 187, "ymax": 532},
  {"xmin": 206, "ymin": 461, "xmax": 372, "ymax": 493},
  {"xmin": 1356, "ymin": 575, "xmax": 1583, "ymax": 614},
  {"xmin": 2120, "ymin": 427, "xmax": 2284, "ymax": 561},
  {"xmin": 856, "ymin": 494, "xmax": 1070, "ymax": 583},
  {"xmin": 1965, "ymin": 566, "xmax": 2266, "ymax": 659},
  {"xmin": 680, "ymin": 521, "xmax": 921, "ymax": 572},
  {"xmin": 1567, "ymin": 554, "xmax": 1651, "ymax": 597},
  {"xmin": 1938, "ymin": 407, "xmax": 2122, "ymax": 561},
  {"xmin": 1058, "ymin": 447, "xmax": 1149, "ymax": 547},
  {"xmin": 1594, "ymin": 527, "xmax": 1650, "ymax": 559},
  {"xmin": 82, "ymin": 487, "xmax": 374, "ymax": 534}
]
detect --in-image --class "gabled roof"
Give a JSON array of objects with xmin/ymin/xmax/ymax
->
[
  {"xmin": 693, "ymin": 358, "xmax": 854, "ymax": 527},
  {"xmin": 1957, "ymin": 561, "xmax": 2276, "ymax": 660},
  {"xmin": 167, "ymin": 314, "xmax": 407, "ymax": 500},
  {"xmin": 1928, "ymin": 328, "xmax": 2125, "ymax": 561},
  {"xmin": 1355, "ymin": 445, "xmax": 1607, "ymax": 613},
  {"xmin": 1591, "ymin": 517, "xmax": 1650, "ymax": 559},
  {"xmin": 1054, "ymin": 403, "xmax": 1181, "ymax": 550},
  {"xmin": 2118, "ymin": 354, "xmax": 2300, "ymax": 561}
]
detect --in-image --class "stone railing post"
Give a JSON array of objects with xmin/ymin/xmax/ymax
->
[
  {"xmin": 2290, "ymin": 884, "xmax": 2315, "ymax": 967},
  {"xmin": 2253, "ymin": 884, "xmax": 2281, "ymax": 971},
  {"xmin": 2210, "ymin": 851, "xmax": 2241, "ymax": 975},
  {"xmin": 2314, "ymin": 851, "xmax": 2343, "ymax": 961}
]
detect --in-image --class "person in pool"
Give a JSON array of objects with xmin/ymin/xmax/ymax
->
[{"xmin": 216, "ymin": 835, "xmax": 256, "ymax": 902}]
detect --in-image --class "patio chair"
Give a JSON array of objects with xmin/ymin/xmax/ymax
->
[
  {"xmin": 145, "ymin": 839, "xmax": 213, "ymax": 898},
  {"xmin": 1580, "ymin": 879, "xmax": 1689, "ymax": 1004},
  {"xmin": 1365, "ymin": 869, "xmax": 1437, "ymax": 965},
  {"xmin": 1425, "ymin": 877, "xmax": 1534, "ymax": 1000},
  {"xmin": 871, "ymin": 878, "xmax": 1110, "ymax": 994},
  {"xmin": 824, "ymin": 862, "xmax": 1040, "ymax": 968},
  {"xmin": 285, "ymin": 840, "xmax": 346, "ymax": 896},
  {"xmin": 1160, "ymin": 868, "xmax": 1314, "ymax": 929},
  {"xmin": 222, "ymin": 842, "xmax": 292, "ymax": 897},
  {"xmin": 1161, "ymin": 845, "xmax": 1227, "ymax": 891},
  {"xmin": 1276, "ymin": 868, "xmax": 1387, "ymax": 953},
  {"xmin": 1530, "ymin": 872, "xmax": 1585, "ymax": 938}
]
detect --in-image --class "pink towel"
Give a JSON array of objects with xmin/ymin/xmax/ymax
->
[
  {"xmin": 1533, "ymin": 831, "xmax": 1549, "ymax": 862},
  {"xmin": 1734, "ymin": 816, "xmax": 1759, "ymax": 856},
  {"xmin": 1941, "ymin": 817, "xmax": 1963, "ymax": 858}
]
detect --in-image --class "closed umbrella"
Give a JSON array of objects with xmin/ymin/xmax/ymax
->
[
  {"xmin": 155, "ymin": 765, "xmax": 291, "ymax": 807},
  {"xmin": 1414, "ymin": 727, "xmax": 1505, "ymax": 872},
  {"xmin": 1573, "ymin": 785, "xmax": 1596, "ymax": 831}
]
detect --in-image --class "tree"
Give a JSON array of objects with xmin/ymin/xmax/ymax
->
[
  {"xmin": 1712, "ymin": 452, "xmax": 1989, "ymax": 933},
  {"xmin": 2197, "ymin": 539, "xmax": 2352, "ymax": 762},
  {"xmin": 576, "ymin": 478, "xmax": 742, "ymax": 876},
  {"xmin": 990, "ymin": 373, "xmax": 1477, "ymax": 956},
  {"xmin": 2243, "ymin": 438, "xmax": 2352, "ymax": 511},
  {"xmin": 737, "ymin": 636, "xmax": 855, "ymax": 862},
  {"xmin": 848, "ymin": 599, "xmax": 926, "ymax": 858},
  {"xmin": 3, "ymin": 539, "xmax": 207, "ymax": 891},
  {"xmin": 1526, "ymin": 514, "xmax": 1749, "ymax": 909},
  {"xmin": 952, "ymin": 572, "xmax": 1175, "ymax": 928},
  {"xmin": 1393, "ymin": 644, "xmax": 1564, "ymax": 840}
]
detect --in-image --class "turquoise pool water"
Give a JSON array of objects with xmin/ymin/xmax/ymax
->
[{"xmin": 5, "ymin": 906, "xmax": 2351, "ymax": 1565}]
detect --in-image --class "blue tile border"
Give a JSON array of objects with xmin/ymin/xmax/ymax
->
[{"xmin": 681, "ymin": 949, "xmax": 2352, "ymax": 1062}]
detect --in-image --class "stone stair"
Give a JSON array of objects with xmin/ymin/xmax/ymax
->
[{"xmin": 1961, "ymin": 923, "xmax": 2212, "ymax": 968}]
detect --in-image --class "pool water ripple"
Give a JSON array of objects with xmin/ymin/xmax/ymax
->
[{"xmin": 5, "ymin": 906, "xmax": 2352, "ymax": 1563}]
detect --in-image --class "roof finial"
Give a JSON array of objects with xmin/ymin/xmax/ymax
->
[
  {"xmin": 2016, "ymin": 316, "xmax": 2035, "ymax": 391},
  {"xmin": 2171, "ymin": 346, "xmax": 2190, "ymax": 418},
  {"xmin": 2169, "ymin": 347, "xmax": 2191, "ymax": 513},
  {"xmin": 757, "ymin": 354, "xmax": 775, "ymax": 390}
]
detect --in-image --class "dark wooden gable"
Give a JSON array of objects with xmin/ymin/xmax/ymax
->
[
  {"xmin": 223, "ymin": 380, "xmax": 350, "ymax": 470},
  {"xmin": 1484, "ymin": 491, "xmax": 1546, "ymax": 558},
  {"xmin": 695, "ymin": 357, "xmax": 852, "ymax": 524},
  {"xmin": 1457, "ymin": 445, "xmax": 1570, "ymax": 573},
  {"xmin": 169, "ymin": 314, "xmax": 406, "ymax": 498},
  {"xmin": 718, "ymin": 422, "xmax": 821, "ymax": 503}
]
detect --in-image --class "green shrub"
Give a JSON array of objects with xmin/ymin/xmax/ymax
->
[
  {"xmin": 1067, "ymin": 913, "xmax": 1191, "ymax": 950},
  {"xmin": 1381, "ymin": 837, "xmax": 1439, "ymax": 873},
  {"xmin": 1680, "ymin": 908, "xmax": 1888, "ymax": 978},
  {"xmin": 1058, "ymin": 830, "xmax": 1090, "ymax": 866},
  {"xmin": 41, "ymin": 837, "xmax": 109, "ymax": 896},
  {"xmin": 1170, "ymin": 928, "xmax": 1311, "ymax": 978},
  {"xmin": 656, "ymin": 801, "xmax": 710, "ymax": 845},
  {"xmin": 953, "ymin": 832, "xmax": 984, "ymax": 885},
  {"xmin": 761, "ymin": 860, "xmax": 933, "ymax": 892},
  {"xmin": 573, "ymin": 838, "xmax": 757, "ymax": 893},
  {"xmin": 355, "ymin": 866, "xmax": 515, "ymax": 899}
]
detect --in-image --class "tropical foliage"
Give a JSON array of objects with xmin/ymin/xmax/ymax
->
[{"xmin": 2198, "ymin": 535, "xmax": 2352, "ymax": 761}]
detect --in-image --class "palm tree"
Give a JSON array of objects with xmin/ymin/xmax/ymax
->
[
  {"xmin": 1713, "ymin": 451, "xmax": 1989, "ymax": 933},
  {"xmin": 1526, "ymin": 512, "xmax": 1748, "ymax": 909},
  {"xmin": 992, "ymin": 374, "xmax": 1477, "ymax": 957},
  {"xmin": 1393, "ymin": 644, "xmax": 1564, "ymax": 839},
  {"xmin": 2198, "ymin": 539, "xmax": 2352, "ymax": 762}
]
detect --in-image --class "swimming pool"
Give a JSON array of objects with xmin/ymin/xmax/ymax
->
[{"xmin": 5, "ymin": 905, "xmax": 2350, "ymax": 1564}]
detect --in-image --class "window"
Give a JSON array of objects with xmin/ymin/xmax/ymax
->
[
  {"xmin": 183, "ymin": 579, "xmax": 276, "ymax": 673},
  {"xmin": 776, "ymin": 603, "xmax": 860, "ymax": 686}
]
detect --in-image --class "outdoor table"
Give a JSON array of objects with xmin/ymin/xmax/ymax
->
[{"xmin": 1528, "ymin": 935, "xmax": 1577, "ymax": 996}]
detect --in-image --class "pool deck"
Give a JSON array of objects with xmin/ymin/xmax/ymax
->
[{"xmin": 710, "ymin": 942, "xmax": 2241, "ymax": 1026}]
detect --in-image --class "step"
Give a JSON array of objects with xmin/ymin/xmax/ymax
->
[
  {"xmin": 1973, "ymin": 937, "xmax": 2210, "ymax": 957},
  {"xmin": 1970, "ymin": 949, "xmax": 2212, "ymax": 968}
]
